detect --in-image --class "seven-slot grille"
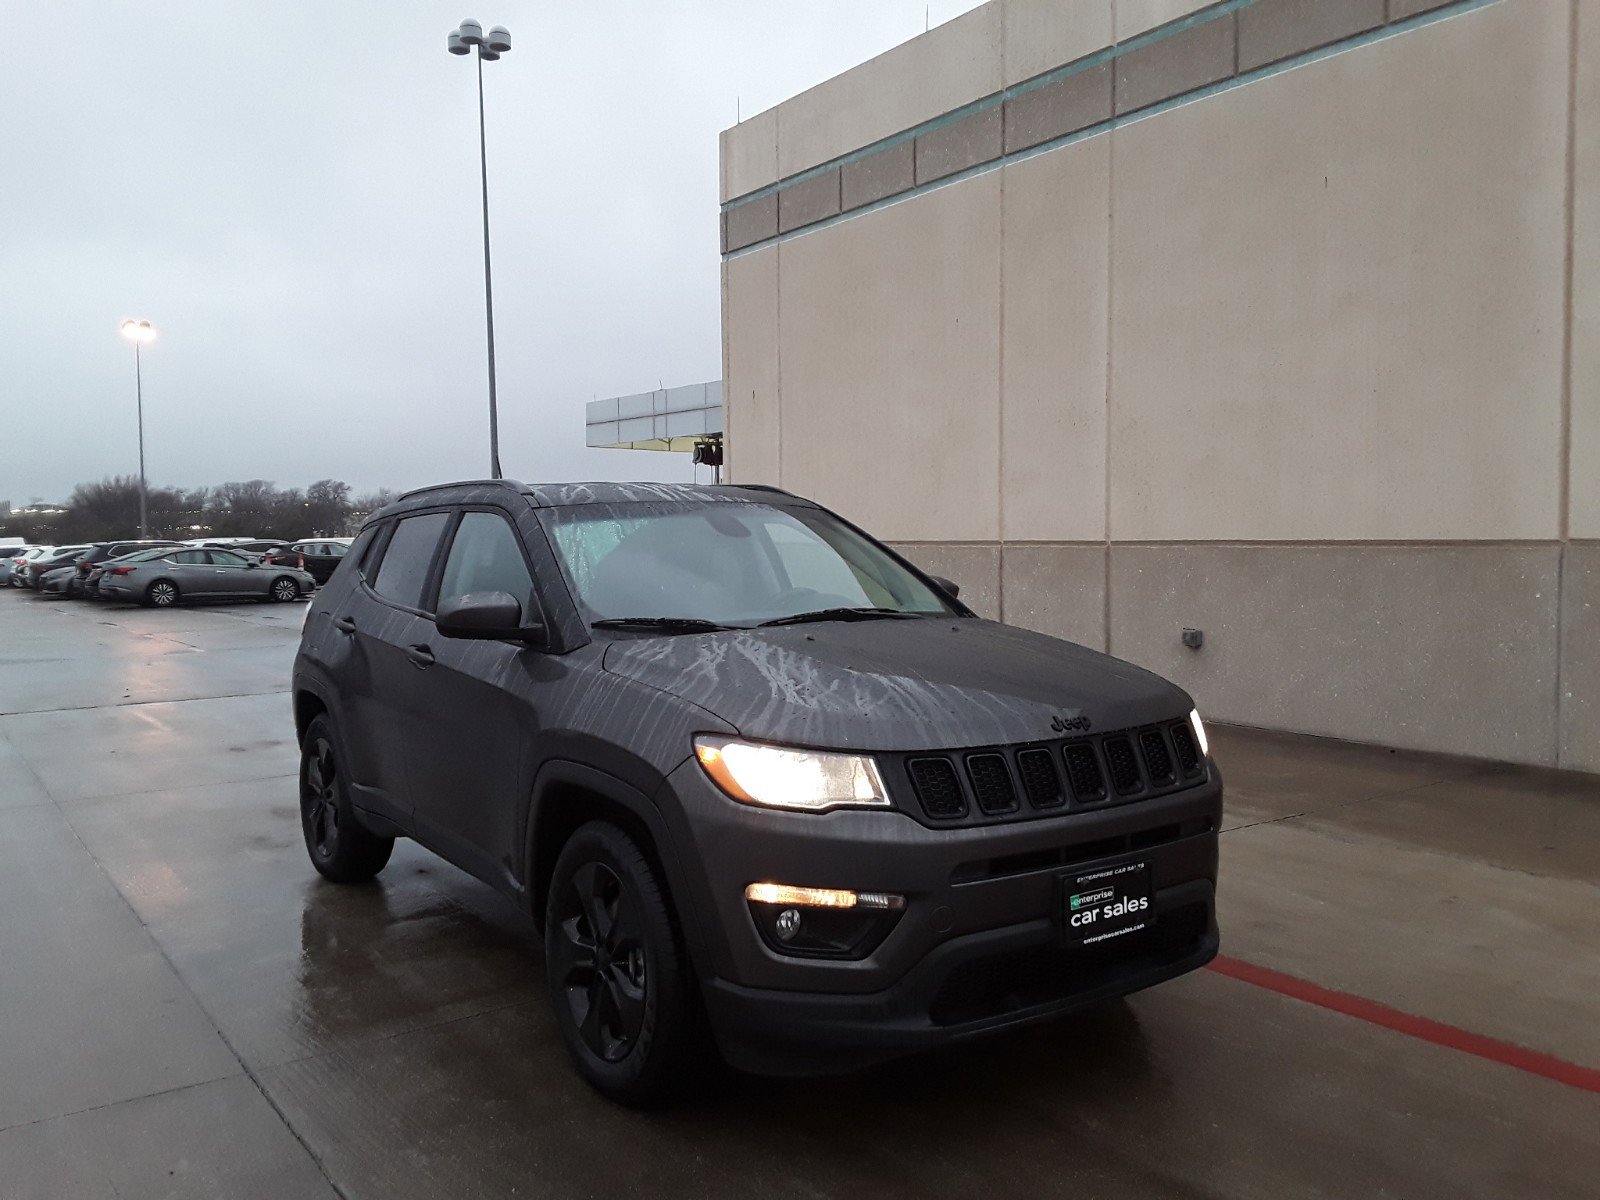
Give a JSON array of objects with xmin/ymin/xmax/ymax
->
[{"xmin": 903, "ymin": 719, "xmax": 1206, "ymax": 824}]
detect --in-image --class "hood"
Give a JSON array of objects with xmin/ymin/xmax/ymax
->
[{"xmin": 601, "ymin": 617, "xmax": 1191, "ymax": 752}]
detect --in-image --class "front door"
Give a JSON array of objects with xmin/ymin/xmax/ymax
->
[{"xmin": 401, "ymin": 508, "xmax": 547, "ymax": 889}]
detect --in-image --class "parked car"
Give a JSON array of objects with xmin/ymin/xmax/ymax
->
[
  {"xmin": 265, "ymin": 538, "xmax": 352, "ymax": 584},
  {"xmin": 292, "ymin": 481, "xmax": 1222, "ymax": 1105},
  {"xmin": 20, "ymin": 545, "xmax": 93, "ymax": 589},
  {"xmin": 98, "ymin": 547, "xmax": 314, "ymax": 606},
  {"xmin": 198, "ymin": 539, "xmax": 289, "ymax": 557},
  {"xmin": 37, "ymin": 563, "xmax": 82, "ymax": 596},
  {"xmin": 70, "ymin": 541, "xmax": 184, "ymax": 598},
  {"xmin": 2, "ymin": 546, "xmax": 47, "ymax": 587}
]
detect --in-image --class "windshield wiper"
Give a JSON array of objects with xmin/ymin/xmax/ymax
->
[
  {"xmin": 591, "ymin": 616, "xmax": 733, "ymax": 633},
  {"xmin": 758, "ymin": 607, "xmax": 923, "ymax": 628}
]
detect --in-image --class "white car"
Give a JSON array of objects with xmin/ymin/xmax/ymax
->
[{"xmin": 2, "ymin": 546, "xmax": 49, "ymax": 587}]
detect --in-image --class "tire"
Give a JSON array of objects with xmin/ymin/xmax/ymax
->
[
  {"xmin": 270, "ymin": 575, "xmax": 300, "ymax": 603},
  {"xmin": 546, "ymin": 821, "xmax": 698, "ymax": 1106},
  {"xmin": 145, "ymin": 579, "xmax": 180, "ymax": 607},
  {"xmin": 299, "ymin": 714, "xmax": 394, "ymax": 882}
]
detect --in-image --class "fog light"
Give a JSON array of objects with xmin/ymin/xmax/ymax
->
[{"xmin": 745, "ymin": 882, "xmax": 906, "ymax": 959}]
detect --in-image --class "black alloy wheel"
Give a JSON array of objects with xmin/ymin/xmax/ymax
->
[
  {"xmin": 270, "ymin": 576, "xmax": 300, "ymax": 602},
  {"xmin": 298, "ymin": 714, "xmax": 393, "ymax": 882},
  {"xmin": 553, "ymin": 860, "xmax": 650, "ymax": 1063},
  {"xmin": 545, "ymin": 822, "xmax": 699, "ymax": 1105}
]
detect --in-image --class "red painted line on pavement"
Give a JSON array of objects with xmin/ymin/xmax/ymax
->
[{"xmin": 1207, "ymin": 955, "xmax": 1600, "ymax": 1096}]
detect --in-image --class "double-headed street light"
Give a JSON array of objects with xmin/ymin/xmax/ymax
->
[
  {"xmin": 119, "ymin": 319, "xmax": 157, "ymax": 538},
  {"xmin": 448, "ymin": 18, "xmax": 512, "ymax": 481}
]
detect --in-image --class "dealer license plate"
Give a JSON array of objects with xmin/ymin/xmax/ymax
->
[{"xmin": 1062, "ymin": 861, "xmax": 1152, "ymax": 946}]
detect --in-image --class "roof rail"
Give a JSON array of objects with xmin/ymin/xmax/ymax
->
[
  {"xmin": 722, "ymin": 483, "xmax": 796, "ymax": 497},
  {"xmin": 395, "ymin": 478, "xmax": 525, "ymax": 501}
]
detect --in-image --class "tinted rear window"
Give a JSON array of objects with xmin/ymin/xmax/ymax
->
[{"xmin": 371, "ymin": 513, "xmax": 449, "ymax": 611}]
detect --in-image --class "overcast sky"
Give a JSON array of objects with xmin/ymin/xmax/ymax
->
[{"xmin": 0, "ymin": 1, "xmax": 983, "ymax": 505}]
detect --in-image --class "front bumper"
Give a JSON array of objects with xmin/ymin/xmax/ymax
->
[{"xmin": 658, "ymin": 758, "xmax": 1222, "ymax": 1075}]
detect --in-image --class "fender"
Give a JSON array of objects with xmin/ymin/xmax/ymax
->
[{"xmin": 523, "ymin": 759, "xmax": 710, "ymax": 979}]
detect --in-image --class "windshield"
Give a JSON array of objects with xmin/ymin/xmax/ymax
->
[{"xmin": 543, "ymin": 501, "xmax": 958, "ymax": 628}]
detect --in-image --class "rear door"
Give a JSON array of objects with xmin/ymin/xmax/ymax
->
[
  {"xmin": 301, "ymin": 543, "xmax": 335, "ymax": 582},
  {"xmin": 164, "ymin": 550, "xmax": 215, "ymax": 595},
  {"xmin": 337, "ymin": 511, "xmax": 453, "ymax": 822}
]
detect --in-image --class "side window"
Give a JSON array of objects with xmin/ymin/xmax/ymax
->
[
  {"xmin": 347, "ymin": 527, "xmax": 379, "ymax": 580},
  {"xmin": 371, "ymin": 512, "xmax": 450, "ymax": 611},
  {"xmin": 437, "ymin": 511, "xmax": 536, "ymax": 615},
  {"xmin": 208, "ymin": 551, "xmax": 249, "ymax": 566},
  {"xmin": 328, "ymin": 543, "xmax": 348, "ymax": 558},
  {"xmin": 170, "ymin": 550, "xmax": 207, "ymax": 565}
]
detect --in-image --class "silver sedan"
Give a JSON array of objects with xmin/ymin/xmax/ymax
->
[{"xmin": 97, "ymin": 547, "xmax": 316, "ymax": 607}]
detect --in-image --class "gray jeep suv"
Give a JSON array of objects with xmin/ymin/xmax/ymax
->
[{"xmin": 292, "ymin": 480, "xmax": 1222, "ymax": 1104}]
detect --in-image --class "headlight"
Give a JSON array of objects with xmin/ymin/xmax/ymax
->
[
  {"xmin": 693, "ymin": 736, "xmax": 890, "ymax": 813},
  {"xmin": 1188, "ymin": 709, "xmax": 1210, "ymax": 758}
]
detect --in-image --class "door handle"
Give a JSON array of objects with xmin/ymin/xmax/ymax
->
[
  {"xmin": 406, "ymin": 644, "xmax": 435, "ymax": 669},
  {"xmin": 334, "ymin": 616, "xmax": 357, "ymax": 635}
]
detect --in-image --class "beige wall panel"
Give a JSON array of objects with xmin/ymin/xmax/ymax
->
[
  {"xmin": 720, "ymin": 107, "xmax": 778, "ymax": 203},
  {"xmin": 889, "ymin": 543, "xmax": 1002, "ymax": 618},
  {"xmin": 1001, "ymin": 543, "xmax": 1108, "ymax": 648},
  {"xmin": 1560, "ymin": 544, "xmax": 1600, "ymax": 772},
  {"xmin": 1571, "ymin": 0, "xmax": 1600, "ymax": 538},
  {"xmin": 1001, "ymin": 140, "xmax": 1110, "ymax": 541},
  {"xmin": 722, "ymin": 249, "xmax": 781, "ymax": 485},
  {"xmin": 778, "ymin": 178, "xmax": 1003, "ymax": 541},
  {"xmin": 1110, "ymin": 544, "xmax": 1561, "ymax": 766},
  {"xmin": 1113, "ymin": 0, "xmax": 1214, "ymax": 42},
  {"xmin": 776, "ymin": 5, "xmax": 1003, "ymax": 179},
  {"xmin": 1109, "ymin": 0, "xmax": 1569, "ymax": 541},
  {"xmin": 1003, "ymin": 0, "xmax": 1113, "ymax": 85}
]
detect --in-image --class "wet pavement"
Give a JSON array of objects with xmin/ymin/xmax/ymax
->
[{"xmin": 1, "ymin": 589, "xmax": 1596, "ymax": 1198}]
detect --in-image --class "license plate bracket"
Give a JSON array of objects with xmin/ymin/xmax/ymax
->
[{"xmin": 1061, "ymin": 861, "xmax": 1153, "ymax": 946}]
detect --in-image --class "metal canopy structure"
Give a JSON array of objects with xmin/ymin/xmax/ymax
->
[{"xmin": 585, "ymin": 381, "xmax": 722, "ymax": 452}]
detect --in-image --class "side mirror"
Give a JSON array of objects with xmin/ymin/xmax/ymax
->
[
  {"xmin": 929, "ymin": 575, "xmax": 961, "ymax": 600},
  {"xmin": 436, "ymin": 591, "xmax": 546, "ymax": 645},
  {"xmin": 246, "ymin": 560, "xmax": 259, "ymax": 568}
]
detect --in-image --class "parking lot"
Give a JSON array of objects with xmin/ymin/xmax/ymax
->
[{"xmin": 1, "ymin": 587, "xmax": 1596, "ymax": 1199}]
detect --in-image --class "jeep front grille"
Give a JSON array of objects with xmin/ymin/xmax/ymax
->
[{"xmin": 899, "ymin": 719, "xmax": 1205, "ymax": 825}]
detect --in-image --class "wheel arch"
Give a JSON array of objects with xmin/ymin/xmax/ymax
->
[
  {"xmin": 526, "ymin": 761, "xmax": 707, "ymax": 976},
  {"xmin": 293, "ymin": 687, "xmax": 329, "ymax": 744}
]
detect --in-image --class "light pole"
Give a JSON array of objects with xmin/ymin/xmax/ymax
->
[
  {"xmin": 448, "ymin": 18, "xmax": 512, "ymax": 481},
  {"xmin": 119, "ymin": 319, "xmax": 157, "ymax": 537}
]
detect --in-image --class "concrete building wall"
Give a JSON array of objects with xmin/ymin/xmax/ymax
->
[{"xmin": 720, "ymin": 0, "xmax": 1598, "ymax": 771}]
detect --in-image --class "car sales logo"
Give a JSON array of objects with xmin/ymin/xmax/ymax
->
[{"xmin": 1050, "ymin": 712, "xmax": 1092, "ymax": 733}]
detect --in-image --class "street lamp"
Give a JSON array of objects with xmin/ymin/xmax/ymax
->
[
  {"xmin": 119, "ymin": 319, "xmax": 157, "ymax": 538},
  {"xmin": 447, "ymin": 18, "xmax": 513, "ymax": 480}
]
